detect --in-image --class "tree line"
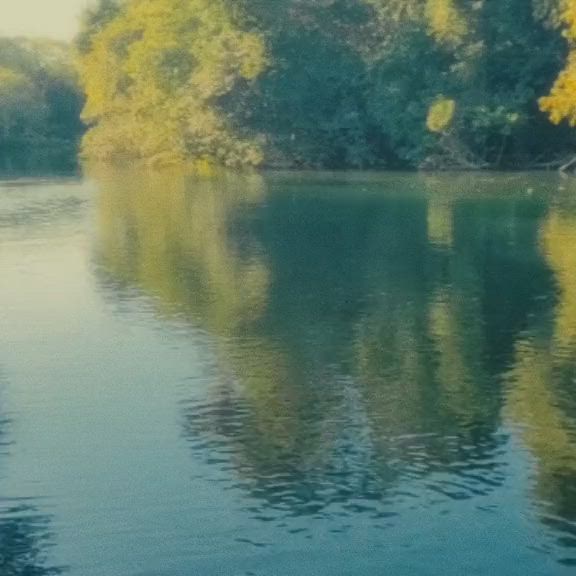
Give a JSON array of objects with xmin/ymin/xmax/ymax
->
[
  {"xmin": 5, "ymin": 0, "xmax": 576, "ymax": 169},
  {"xmin": 0, "ymin": 38, "xmax": 84, "ymax": 155}
]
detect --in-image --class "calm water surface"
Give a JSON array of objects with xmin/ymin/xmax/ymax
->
[{"xmin": 1, "ymin": 169, "xmax": 576, "ymax": 575}]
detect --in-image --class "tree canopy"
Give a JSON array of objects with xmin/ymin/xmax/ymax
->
[
  {"xmin": 2, "ymin": 0, "xmax": 576, "ymax": 169},
  {"xmin": 0, "ymin": 38, "xmax": 84, "ymax": 154}
]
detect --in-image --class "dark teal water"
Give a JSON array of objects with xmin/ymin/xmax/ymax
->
[{"xmin": 1, "ymin": 169, "xmax": 576, "ymax": 575}]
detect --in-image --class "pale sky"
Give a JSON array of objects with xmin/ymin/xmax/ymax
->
[{"xmin": 0, "ymin": 0, "xmax": 92, "ymax": 41}]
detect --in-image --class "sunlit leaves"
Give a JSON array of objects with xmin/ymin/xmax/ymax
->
[
  {"xmin": 425, "ymin": 0, "xmax": 469, "ymax": 46},
  {"xmin": 77, "ymin": 0, "xmax": 570, "ymax": 168},
  {"xmin": 539, "ymin": 0, "xmax": 576, "ymax": 126},
  {"xmin": 427, "ymin": 97, "xmax": 456, "ymax": 133},
  {"xmin": 540, "ymin": 52, "xmax": 576, "ymax": 125},
  {"xmin": 78, "ymin": 0, "xmax": 267, "ymax": 166}
]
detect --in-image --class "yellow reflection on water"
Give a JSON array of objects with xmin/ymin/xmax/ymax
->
[
  {"xmin": 427, "ymin": 199, "xmax": 454, "ymax": 248},
  {"xmin": 94, "ymin": 168, "xmax": 576, "ymax": 537},
  {"xmin": 541, "ymin": 208, "xmax": 576, "ymax": 351},
  {"xmin": 95, "ymin": 166, "xmax": 270, "ymax": 334},
  {"xmin": 94, "ymin": 166, "xmax": 341, "ymax": 475},
  {"xmin": 505, "ymin": 198, "xmax": 576, "ymax": 547}
]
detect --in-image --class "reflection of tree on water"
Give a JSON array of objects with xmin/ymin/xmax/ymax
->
[
  {"xmin": 95, "ymin": 166, "xmax": 270, "ymax": 331},
  {"xmin": 95, "ymin": 168, "xmax": 346, "ymax": 511},
  {"xmin": 0, "ymin": 505, "xmax": 63, "ymax": 576},
  {"xmin": 354, "ymin": 179, "xmax": 553, "ymax": 498},
  {"xmin": 95, "ymin": 170, "xmax": 574, "ymax": 536},
  {"xmin": 0, "ymin": 371, "xmax": 63, "ymax": 576},
  {"xmin": 505, "ymin": 197, "xmax": 576, "ymax": 565},
  {"xmin": 0, "ymin": 372, "xmax": 10, "ymax": 483}
]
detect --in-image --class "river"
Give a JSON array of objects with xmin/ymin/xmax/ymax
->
[{"xmin": 0, "ymin": 168, "xmax": 575, "ymax": 575}]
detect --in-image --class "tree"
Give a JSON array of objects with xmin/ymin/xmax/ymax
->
[
  {"xmin": 0, "ymin": 67, "xmax": 42, "ymax": 143},
  {"xmin": 78, "ymin": 0, "xmax": 267, "ymax": 166},
  {"xmin": 0, "ymin": 38, "xmax": 84, "ymax": 152},
  {"xmin": 540, "ymin": 1, "xmax": 576, "ymax": 125},
  {"xmin": 76, "ymin": 0, "xmax": 574, "ymax": 169}
]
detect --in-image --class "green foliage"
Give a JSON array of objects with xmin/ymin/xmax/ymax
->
[
  {"xmin": 0, "ymin": 67, "xmax": 42, "ymax": 141},
  {"xmin": 238, "ymin": 2, "xmax": 379, "ymax": 168},
  {"xmin": 365, "ymin": 0, "xmax": 570, "ymax": 167},
  {"xmin": 76, "ymin": 0, "xmax": 576, "ymax": 168},
  {"xmin": 0, "ymin": 38, "xmax": 84, "ymax": 153}
]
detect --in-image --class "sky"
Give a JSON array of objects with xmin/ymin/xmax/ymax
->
[{"xmin": 0, "ymin": 0, "xmax": 91, "ymax": 41}]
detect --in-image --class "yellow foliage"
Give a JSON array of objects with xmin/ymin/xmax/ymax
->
[
  {"xmin": 540, "ymin": 1, "xmax": 576, "ymax": 125},
  {"xmin": 540, "ymin": 51, "xmax": 576, "ymax": 125},
  {"xmin": 561, "ymin": 0, "xmax": 576, "ymax": 38},
  {"xmin": 426, "ymin": 97, "xmax": 456, "ymax": 133},
  {"xmin": 425, "ymin": 0, "xmax": 469, "ymax": 46},
  {"xmin": 77, "ymin": 0, "xmax": 267, "ymax": 165}
]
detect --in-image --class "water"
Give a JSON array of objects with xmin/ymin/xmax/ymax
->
[{"xmin": 1, "ymin": 168, "xmax": 576, "ymax": 575}]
